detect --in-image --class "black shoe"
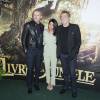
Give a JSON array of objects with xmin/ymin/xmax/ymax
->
[
  {"xmin": 59, "ymin": 89, "xmax": 66, "ymax": 94},
  {"xmin": 34, "ymin": 84, "xmax": 40, "ymax": 91},
  {"xmin": 72, "ymin": 91, "xmax": 77, "ymax": 98},
  {"xmin": 27, "ymin": 88, "xmax": 32, "ymax": 94}
]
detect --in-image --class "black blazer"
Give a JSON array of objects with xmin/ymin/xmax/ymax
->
[{"xmin": 57, "ymin": 23, "xmax": 81, "ymax": 60}]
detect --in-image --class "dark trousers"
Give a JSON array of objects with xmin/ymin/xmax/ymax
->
[
  {"xmin": 60, "ymin": 54, "xmax": 77, "ymax": 92},
  {"xmin": 26, "ymin": 47, "xmax": 43, "ymax": 89}
]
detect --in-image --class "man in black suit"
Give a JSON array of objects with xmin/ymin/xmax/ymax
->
[
  {"xmin": 57, "ymin": 10, "xmax": 81, "ymax": 98},
  {"xmin": 21, "ymin": 9, "xmax": 44, "ymax": 94}
]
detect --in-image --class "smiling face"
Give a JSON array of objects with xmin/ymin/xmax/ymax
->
[
  {"xmin": 48, "ymin": 19, "xmax": 58, "ymax": 35},
  {"xmin": 48, "ymin": 21, "xmax": 54, "ymax": 31},
  {"xmin": 32, "ymin": 10, "xmax": 42, "ymax": 24},
  {"xmin": 60, "ymin": 11, "xmax": 70, "ymax": 26}
]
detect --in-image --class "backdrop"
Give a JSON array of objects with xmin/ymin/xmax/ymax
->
[{"xmin": 0, "ymin": 0, "xmax": 100, "ymax": 90}]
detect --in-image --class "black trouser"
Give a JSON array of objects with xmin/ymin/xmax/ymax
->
[
  {"xmin": 26, "ymin": 47, "xmax": 43, "ymax": 89},
  {"xmin": 60, "ymin": 54, "xmax": 77, "ymax": 92}
]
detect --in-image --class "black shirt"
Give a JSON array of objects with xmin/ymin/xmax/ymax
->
[
  {"xmin": 33, "ymin": 22, "xmax": 44, "ymax": 47},
  {"xmin": 35, "ymin": 23, "xmax": 42, "ymax": 35},
  {"xmin": 57, "ymin": 25, "xmax": 70, "ymax": 54}
]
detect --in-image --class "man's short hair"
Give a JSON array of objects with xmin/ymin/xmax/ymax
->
[
  {"xmin": 60, "ymin": 10, "xmax": 71, "ymax": 17},
  {"xmin": 32, "ymin": 9, "xmax": 43, "ymax": 16}
]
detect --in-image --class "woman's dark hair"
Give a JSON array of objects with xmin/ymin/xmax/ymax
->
[{"xmin": 48, "ymin": 18, "xmax": 58, "ymax": 36}]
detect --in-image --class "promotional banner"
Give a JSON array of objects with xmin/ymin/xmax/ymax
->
[{"xmin": 0, "ymin": 0, "xmax": 100, "ymax": 90}]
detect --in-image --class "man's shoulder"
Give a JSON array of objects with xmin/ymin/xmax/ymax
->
[
  {"xmin": 23, "ymin": 21, "xmax": 32, "ymax": 27},
  {"xmin": 69, "ymin": 23, "xmax": 79, "ymax": 28},
  {"xmin": 24, "ymin": 21, "xmax": 44, "ymax": 29},
  {"xmin": 57, "ymin": 25, "xmax": 63, "ymax": 31},
  {"xmin": 40, "ymin": 22, "xmax": 44, "ymax": 26},
  {"xmin": 58, "ymin": 25, "xmax": 62, "ymax": 28}
]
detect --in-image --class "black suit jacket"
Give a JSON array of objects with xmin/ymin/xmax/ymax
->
[{"xmin": 56, "ymin": 23, "xmax": 81, "ymax": 60}]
